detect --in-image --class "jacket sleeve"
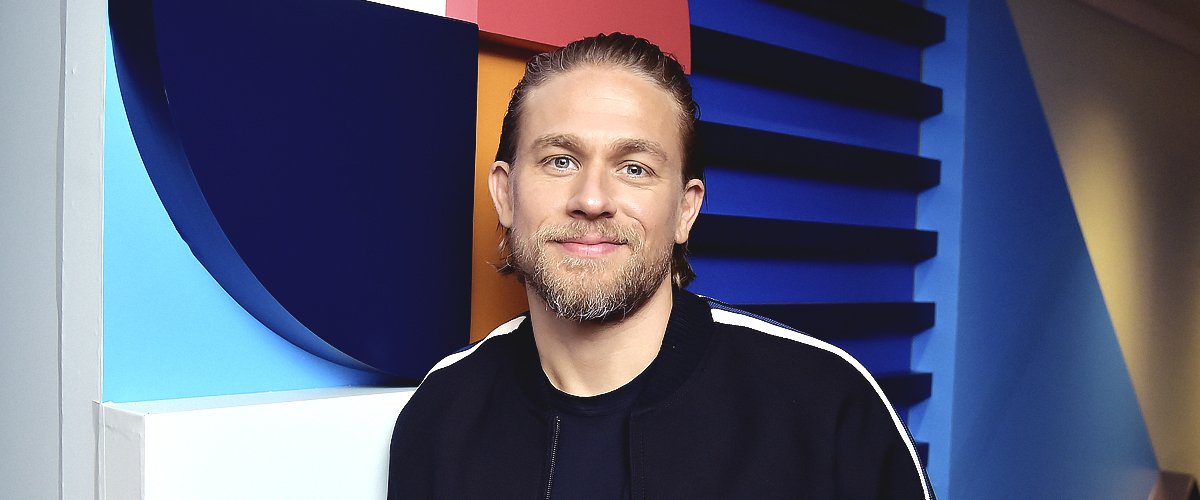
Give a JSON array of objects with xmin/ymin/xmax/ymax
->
[
  {"xmin": 834, "ymin": 374, "xmax": 935, "ymax": 500},
  {"xmin": 386, "ymin": 394, "xmax": 436, "ymax": 500}
]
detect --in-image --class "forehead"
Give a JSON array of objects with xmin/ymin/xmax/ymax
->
[{"xmin": 518, "ymin": 65, "xmax": 684, "ymax": 159}]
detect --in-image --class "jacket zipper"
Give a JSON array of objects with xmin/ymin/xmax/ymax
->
[{"xmin": 545, "ymin": 415, "xmax": 561, "ymax": 500}]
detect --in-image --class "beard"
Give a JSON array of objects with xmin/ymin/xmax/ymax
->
[{"xmin": 508, "ymin": 219, "xmax": 672, "ymax": 322}]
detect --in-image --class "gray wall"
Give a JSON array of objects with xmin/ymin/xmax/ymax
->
[
  {"xmin": 0, "ymin": 0, "xmax": 65, "ymax": 496},
  {"xmin": 1010, "ymin": 0, "xmax": 1200, "ymax": 480},
  {"xmin": 0, "ymin": 0, "xmax": 104, "ymax": 498}
]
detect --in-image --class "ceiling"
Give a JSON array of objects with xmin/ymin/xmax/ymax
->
[
  {"xmin": 1073, "ymin": 0, "xmax": 1200, "ymax": 55},
  {"xmin": 1139, "ymin": 0, "xmax": 1200, "ymax": 31}
]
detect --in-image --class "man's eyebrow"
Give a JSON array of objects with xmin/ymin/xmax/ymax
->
[
  {"xmin": 610, "ymin": 138, "xmax": 669, "ymax": 162},
  {"xmin": 531, "ymin": 134, "xmax": 583, "ymax": 152},
  {"xmin": 530, "ymin": 134, "xmax": 669, "ymax": 162}
]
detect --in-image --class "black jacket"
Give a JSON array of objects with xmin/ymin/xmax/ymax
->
[{"xmin": 389, "ymin": 289, "xmax": 933, "ymax": 499}]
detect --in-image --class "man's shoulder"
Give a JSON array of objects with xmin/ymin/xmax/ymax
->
[
  {"xmin": 692, "ymin": 296, "xmax": 892, "ymax": 403},
  {"xmin": 700, "ymin": 298, "xmax": 863, "ymax": 376},
  {"xmin": 418, "ymin": 315, "xmax": 528, "ymax": 389},
  {"xmin": 395, "ymin": 314, "xmax": 530, "ymax": 430},
  {"xmin": 695, "ymin": 296, "xmax": 933, "ymax": 499}
]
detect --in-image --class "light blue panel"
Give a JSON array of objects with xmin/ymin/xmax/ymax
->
[
  {"xmin": 689, "ymin": 257, "xmax": 914, "ymax": 304},
  {"xmin": 702, "ymin": 166, "xmax": 916, "ymax": 228},
  {"xmin": 949, "ymin": 1, "xmax": 1158, "ymax": 498},
  {"xmin": 688, "ymin": 0, "xmax": 921, "ymax": 79},
  {"xmin": 911, "ymin": 0, "xmax": 968, "ymax": 494},
  {"xmin": 691, "ymin": 73, "xmax": 921, "ymax": 155},
  {"xmin": 103, "ymin": 31, "xmax": 388, "ymax": 403}
]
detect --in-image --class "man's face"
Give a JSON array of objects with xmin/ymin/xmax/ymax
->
[{"xmin": 489, "ymin": 65, "xmax": 704, "ymax": 321}]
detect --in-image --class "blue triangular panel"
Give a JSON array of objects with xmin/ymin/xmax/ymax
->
[{"xmin": 951, "ymin": 0, "xmax": 1158, "ymax": 498}]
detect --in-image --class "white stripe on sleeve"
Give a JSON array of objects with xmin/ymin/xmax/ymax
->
[{"xmin": 421, "ymin": 316, "xmax": 527, "ymax": 382}]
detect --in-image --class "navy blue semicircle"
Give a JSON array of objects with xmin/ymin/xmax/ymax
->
[{"xmin": 110, "ymin": 0, "xmax": 478, "ymax": 377}]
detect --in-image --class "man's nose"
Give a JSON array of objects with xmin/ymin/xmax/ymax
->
[{"xmin": 566, "ymin": 165, "xmax": 615, "ymax": 220}]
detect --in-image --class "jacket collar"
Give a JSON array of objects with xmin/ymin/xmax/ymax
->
[{"xmin": 510, "ymin": 288, "xmax": 715, "ymax": 414}]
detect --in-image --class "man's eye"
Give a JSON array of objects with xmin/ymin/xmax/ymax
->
[
  {"xmin": 623, "ymin": 164, "xmax": 646, "ymax": 177},
  {"xmin": 551, "ymin": 157, "xmax": 574, "ymax": 170}
]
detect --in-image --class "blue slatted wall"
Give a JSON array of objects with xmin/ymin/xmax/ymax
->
[{"xmin": 685, "ymin": 0, "xmax": 949, "ymax": 469}]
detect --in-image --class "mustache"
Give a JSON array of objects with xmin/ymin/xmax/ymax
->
[{"xmin": 535, "ymin": 220, "xmax": 640, "ymax": 247}]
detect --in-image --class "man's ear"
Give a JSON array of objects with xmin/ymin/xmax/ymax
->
[
  {"xmin": 675, "ymin": 178, "xmax": 705, "ymax": 245},
  {"xmin": 489, "ymin": 161, "xmax": 515, "ymax": 228}
]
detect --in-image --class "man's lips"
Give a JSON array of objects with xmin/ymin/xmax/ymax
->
[{"xmin": 554, "ymin": 236, "xmax": 625, "ymax": 257}]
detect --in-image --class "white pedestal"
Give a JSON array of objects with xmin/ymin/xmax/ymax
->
[{"xmin": 99, "ymin": 387, "xmax": 416, "ymax": 500}]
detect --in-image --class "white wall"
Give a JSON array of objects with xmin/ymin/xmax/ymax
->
[
  {"xmin": 0, "ymin": 1, "xmax": 65, "ymax": 497},
  {"xmin": 0, "ymin": 0, "xmax": 104, "ymax": 498}
]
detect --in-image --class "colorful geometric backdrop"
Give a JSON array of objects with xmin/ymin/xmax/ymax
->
[{"xmin": 105, "ymin": 0, "xmax": 1197, "ymax": 497}]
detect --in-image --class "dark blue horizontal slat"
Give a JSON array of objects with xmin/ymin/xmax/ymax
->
[
  {"xmin": 689, "ymin": 0, "xmax": 922, "ymax": 79},
  {"xmin": 767, "ymin": 0, "xmax": 946, "ymax": 47},
  {"xmin": 732, "ymin": 302, "xmax": 934, "ymax": 339},
  {"xmin": 915, "ymin": 441, "xmax": 929, "ymax": 466},
  {"xmin": 697, "ymin": 121, "xmax": 940, "ymax": 190},
  {"xmin": 690, "ymin": 73, "xmax": 921, "ymax": 155},
  {"xmin": 702, "ymin": 167, "xmax": 918, "ymax": 230},
  {"xmin": 688, "ymin": 257, "xmax": 916, "ymax": 304},
  {"xmin": 689, "ymin": 214, "xmax": 938, "ymax": 262},
  {"xmin": 691, "ymin": 26, "xmax": 943, "ymax": 119},
  {"xmin": 879, "ymin": 372, "xmax": 932, "ymax": 407}
]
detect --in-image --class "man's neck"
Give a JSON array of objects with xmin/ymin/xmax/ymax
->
[{"xmin": 526, "ymin": 279, "xmax": 674, "ymax": 397}]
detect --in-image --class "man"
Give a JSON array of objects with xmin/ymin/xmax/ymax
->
[{"xmin": 389, "ymin": 33, "xmax": 933, "ymax": 499}]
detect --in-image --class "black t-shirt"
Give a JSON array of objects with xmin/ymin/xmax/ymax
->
[{"xmin": 544, "ymin": 370, "xmax": 648, "ymax": 500}]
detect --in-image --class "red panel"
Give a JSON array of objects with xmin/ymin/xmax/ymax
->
[
  {"xmin": 445, "ymin": 0, "xmax": 477, "ymax": 24},
  {"xmin": 448, "ymin": 0, "xmax": 691, "ymax": 72}
]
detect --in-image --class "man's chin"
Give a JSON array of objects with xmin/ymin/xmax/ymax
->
[
  {"xmin": 544, "ymin": 275, "xmax": 624, "ymax": 297},
  {"xmin": 549, "ymin": 256, "xmax": 626, "ymax": 278},
  {"xmin": 543, "ymin": 290, "xmax": 645, "ymax": 323},
  {"xmin": 553, "ymin": 251, "xmax": 624, "ymax": 270},
  {"xmin": 514, "ymin": 240, "xmax": 671, "ymax": 322}
]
